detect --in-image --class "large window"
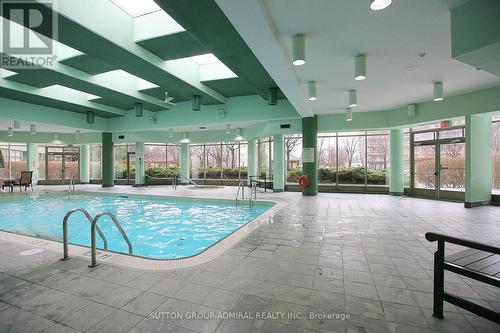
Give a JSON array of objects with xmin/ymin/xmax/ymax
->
[
  {"xmin": 89, "ymin": 144, "xmax": 101, "ymax": 180},
  {"xmin": 114, "ymin": 144, "xmax": 134, "ymax": 180},
  {"xmin": 294, "ymin": 131, "xmax": 389, "ymax": 187},
  {"xmin": 0, "ymin": 143, "xmax": 27, "ymax": 179},
  {"xmin": 144, "ymin": 143, "xmax": 180, "ymax": 177},
  {"xmin": 189, "ymin": 142, "xmax": 247, "ymax": 182},
  {"xmin": 285, "ymin": 135, "xmax": 302, "ymax": 183},
  {"xmin": 258, "ymin": 137, "xmax": 272, "ymax": 178}
]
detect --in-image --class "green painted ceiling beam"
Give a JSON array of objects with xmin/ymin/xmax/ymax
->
[
  {"xmin": 2, "ymin": 53, "xmax": 169, "ymax": 112},
  {"xmin": 53, "ymin": 0, "xmax": 226, "ymax": 104},
  {"xmin": 0, "ymin": 78, "xmax": 125, "ymax": 117},
  {"xmin": 0, "ymin": 97, "xmax": 108, "ymax": 132},
  {"xmin": 157, "ymin": 0, "xmax": 278, "ymax": 101}
]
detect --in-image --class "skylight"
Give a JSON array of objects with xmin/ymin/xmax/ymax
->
[
  {"xmin": 0, "ymin": 69, "xmax": 17, "ymax": 78},
  {"xmin": 190, "ymin": 54, "xmax": 220, "ymax": 65},
  {"xmin": 111, "ymin": 0, "xmax": 162, "ymax": 18}
]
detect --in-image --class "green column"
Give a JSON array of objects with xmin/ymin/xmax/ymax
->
[
  {"xmin": 180, "ymin": 143, "xmax": 189, "ymax": 184},
  {"xmin": 302, "ymin": 116, "xmax": 318, "ymax": 196},
  {"xmin": 389, "ymin": 129, "xmax": 404, "ymax": 195},
  {"xmin": 465, "ymin": 113, "xmax": 492, "ymax": 207},
  {"xmin": 135, "ymin": 142, "xmax": 145, "ymax": 186},
  {"xmin": 272, "ymin": 135, "xmax": 285, "ymax": 192},
  {"xmin": 27, "ymin": 143, "xmax": 38, "ymax": 184},
  {"xmin": 247, "ymin": 139, "xmax": 258, "ymax": 182},
  {"xmin": 79, "ymin": 144, "xmax": 90, "ymax": 184},
  {"xmin": 101, "ymin": 132, "xmax": 114, "ymax": 187}
]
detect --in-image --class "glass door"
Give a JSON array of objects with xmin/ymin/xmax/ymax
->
[
  {"xmin": 45, "ymin": 146, "xmax": 80, "ymax": 184},
  {"xmin": 47, "ymin": 149, "xmax": 64, "ymax": 181},
  {"xmin": 412, "ymin": 143, "xmax": 437, "ymax": 197},
  {"xmin": 63, "ymin": 147, "xmax": 80, "ymax": 183},
  {"xmin": 439, "ymin": 142, "xmax": 465, "ymax": 200},
  {"xmin": 126, "ymin": 152, "xmax": 135, "ymax": 185}
]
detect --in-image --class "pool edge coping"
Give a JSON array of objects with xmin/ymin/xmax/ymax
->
[{"xmin": 0, "ymin": 191, "xmax": 285, "ymax": 270}]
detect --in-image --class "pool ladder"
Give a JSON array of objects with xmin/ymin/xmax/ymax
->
[
  {"xmin": 61, "ymin": 208, "xmax": 133, "ymax": 267},
  {"xmin": 67, "ymin": 177, "xmax": 76, "ymax": 199},
  {"xmin": 236, "ymin": 180, "xmax": 257, "ymax": 206}
]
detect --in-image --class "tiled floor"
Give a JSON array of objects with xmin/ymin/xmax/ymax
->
[{"xmin": 0, "ymin": 185, "xmax": 499, "ymax": 333}]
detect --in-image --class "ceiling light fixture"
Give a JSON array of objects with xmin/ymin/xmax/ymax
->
[
  {"xmin": 370, "ymin": 0, "xmax": 392, "ymax": 11},
  {"xmin": 179, "ymin": 132, "xmax": 190, "ymax": 144},
  {"xmin": 225, "ymin": 124, "xmax": 231, "ymax": 134},
  {"xmin": 292, "ymin": 34, "xmax": 306, "ymax": 66},
  {"xmin": 75, "ymin": 130, "xmax": 80, "ymax": 140},
  {"xmin": 307, "ymin": 81, "xmax": 317, "ymax": 101},
  {"xmin": 354, "ymin": 54, "xmax": 367, "ymax": 81},
  {"xmin": 30, "ymin": 125, "xmax": 36, "ymax": 134},
  {"xmin": 168, "ymin": 128, "xmax": 174, "ymax": 138},
  {"xmin": 135, "ymin": 103, "xmax": 144, "ymax": 117},
  {"xmin": 346, "ymin": 108, "xmax": 353, "ymax": 122},
  {"xmin": 235, "ymin": 128, "xmax": 244, "ymax": 142},
  {"xmin": 87, "ymin": 111, "xmax": 95, "ymax": 124},
  {"xmin": 7, "ymin": 127, "xmax": 13, "ymax": 137},
  {"xmin": 192, "ymin": 95, "xmax": 201, "ymax": 111},
  {"xmin": 349, "ymin": 90, "xmax": 358, "ymax": 107},
  {"xmin": 407, "ymin": 104, "xmax": 416, "ymax": 117},
  {"xmin": 433, "ymin": 82, "xmax": 444, "ymax": 101},
  {"xmin": 13, "ymin": 120, "xmax": 20, "ymax": 130}
]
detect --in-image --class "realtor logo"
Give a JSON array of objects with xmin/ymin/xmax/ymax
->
[{"xmin": 0, "ymin": 0, "xmax": 58, "ymax": 69}]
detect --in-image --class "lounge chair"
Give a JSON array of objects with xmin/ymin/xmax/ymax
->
[{"xmin": 14, "ymin": 171, "xmax": 33, "ymax": 192}]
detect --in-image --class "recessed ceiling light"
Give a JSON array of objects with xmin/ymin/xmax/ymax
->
[
  {"xmin": 110, "ymin": 0, "xmax": 161, "ymax": 18},
  {"xmin": 199, "ymin": 126, "xmax": 207, "ymax": 130},
  {"xmin": 404, "ymin": 66, "xmax": 421, "ymax": 72},
  {"xmin": 370, "ymin": 0, "xmax": 392, "ymax": 10}
]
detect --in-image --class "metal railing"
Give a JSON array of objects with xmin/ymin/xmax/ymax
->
[
  {"xmin": 180, "ymin": 175, "xmax": 199, "ymax": 189},
  {"xmin": 61, "ymin": 208, "xmax": 108, "ymax": 261},
  {"xmin": 236, "ymin": 180, "xmax": 256, "ymax": 206},
  {"xmin": 235, "ymin": 180, "xmax": 246, "ymax": 203},
  {"xmin": 89, "ymin": 211, "xmax": 133, "ymax": 267},
  {"xmin": 67, "ymin": 176, "xmax": 76, "ymax": 199}
]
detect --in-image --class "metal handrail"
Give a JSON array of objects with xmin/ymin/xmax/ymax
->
[
  {"xmin": 89, "ymin": 211, "xmax": 133, "ymax": 267},
  {"xmin": 61, "ymin": 208, "xmax": 108, "ymax": 261},
  {"xmin": 235, "ymin": 180, "xmax": 245, "ymax": 203},
  {"xmin": 180, "ymin": 175, "xmax": 199, "ymax": 189}
]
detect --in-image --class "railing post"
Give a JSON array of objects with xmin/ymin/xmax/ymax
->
[
  {"xmin": 61, "ymin": 216, "xmax": 70, "ymax": 261},
  {"xmin": 89, "ymin": 220, "xmax": 99, "ymax": 267},
  {"xmin": 433, "ymin": 240, "xmax": 445, "ymax": 319}
]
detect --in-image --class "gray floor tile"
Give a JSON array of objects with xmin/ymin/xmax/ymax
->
[
  {"xmin": 86, "ymin": 309, "xmax": 143, "ymax": 333},
  {"xmin": 122, "ymin": 292, "xmax": 167, "ymax": 316}
]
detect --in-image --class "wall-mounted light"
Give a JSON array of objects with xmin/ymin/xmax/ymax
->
[
  {"xmin": 370, "ymin": 0, "xmax": 392, "ymax": 10},
  {"xmin": 407, "ymin": 104, "xmax": 416, "ymax": 117},
  {"xmin": 179, "ymin": 132, "xmax": 190, "ymax": 143},
  {"xmin": 135, "ymin": 103, "xmax": 144, "ymax": 117},
  {"xmin": 235, "ymin": 128, "xmax": 244, "ymax": 141},
  {"xmin": 168, "ymin": 128, "xmax": 174, "ymax": 138},
  {"xmin": 346, "ymin": 108, "xmax": 353, "ymax": 122},
  {"xmin": 86, "ymin": 111, "xmax": 95, "ymax": 124},
  {"xmin": 292, "ymin": 34, "xmax": 306, "ymax": 66},
  {"xmin": 13, "ymin": 120, "xmax": 20, "ymax": 130},
  {"xmin": 349, "ymin": 90, "xmax": 358, "ymax": 107},
  {"xmin": 192, "ymin": 95, "xmax": 201, "ymax": 111},
  {"xmin": 354, "ymin": 54, "xmax": 367, "ymax": 81},
  {"xmin": 433, "ymin": 82, "xmax": 444, "ymax": 101},
  {"xmin": 307, "ymin": 81, "xmax": 317, "ymax": 101},
  {"xmin": 53, "ymin": 133, "xmax": 62, "ymax": 144},
  {"xmin": 75, "ymin": 130, "xmax": 80, "ymax": 140},
  {"xmin": 218, "ymin": 108, "xmax": 226, "ymax": 118},
  {"xmin": 225, "ymin": 124, "xmax": 231, "ymax": 134},
  {"xmin": 30, "ymin": 124, "xmax": 36, "ymax": 135},
  {"xmin": 7, "ymin": 127, "xmax": 13, "ymax": 137}
]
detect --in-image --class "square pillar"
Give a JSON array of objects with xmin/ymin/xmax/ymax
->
[
  {"xmin": 465, "ymin": 114, "xmax": 493, "ymax": 207},
  {"xmin": 27, "ymin": 143, "xmax": 38, "ymax": 184},
  {"xmin": 180, "ymin": 143, "xmax": 189, "ymax": 184},
  {"xmin": 247, "ymin": 139, "xmax": 258, "ymax": 183},
  {"xmin": 101, "ymin": 132, "xmax": 114, "ymax": 187},
  {"xmin": 302, "ymin": 116, "xmax": 318, "ymax": 196},
  {"xmin": 272, "ymin": 135, "xmax": 285, "ymax": 192},
  {"xmin": 135, "ymin": 142, "xmax": 145, "ymax": 186},
  {"xmin": 79, "ymin": 144, "xmax": 90, "ymax": 184},
  {"xmin": 389, "ymin": 129, "xmax": 404, "ymax": 195}
]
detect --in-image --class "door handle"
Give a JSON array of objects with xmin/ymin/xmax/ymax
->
[{"xmin": 434, "ymin": 172, "xmax": 438, "ymax": 177}]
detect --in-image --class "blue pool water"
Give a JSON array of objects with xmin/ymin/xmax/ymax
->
[{"xmin": 0, "ymin": 193, "xmax": 272, "ymax": 259}]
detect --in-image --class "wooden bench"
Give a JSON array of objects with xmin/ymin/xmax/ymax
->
[
  {"xmin": 425, "ymin": 232, "xmax": 500, "ymax": 324},
  {"xmin": 249, "ymin": 176, "xmax": 273, "ymax": 192}
]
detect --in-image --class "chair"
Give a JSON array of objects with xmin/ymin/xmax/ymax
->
[{"xmin": 14, "ymin": 171, "xmax": 33, "ymax": 192}]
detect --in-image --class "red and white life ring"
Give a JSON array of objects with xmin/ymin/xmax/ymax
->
[{"xmin": 298, "ymin": 175, "xmax": 311, "ymax": 189}]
